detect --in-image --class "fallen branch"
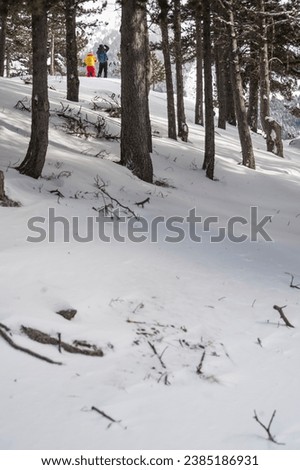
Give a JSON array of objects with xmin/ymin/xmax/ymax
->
[
  {"xmin": 91, "ymin": 406, "xmax": 120, "ymax": 424},
  {"xmin": 21, "ymin": 326, "xmax": 104, "ymax": 356},
  {"xmin": 14, "ymin": 98, "xmax": 31, "ymax": 112},
  {"xmin": 102, "ymin": 188, "xmax": 139, "ymax": 219},
  {"xmin": 91, "ymin": 406, "xmax": 126, "ymax": 429},
  {"xmin": 285, "ymin": 272, "xmax": 300, "ymax": 290},
  {"xmin": 0, "ymin": 322, "xmax": 10, "ymax": 332},
  {"xmin": 96, "ymin": 187, "xmax": 139, "ymax": 220},
  {"xmin": 273, "ymin": 305, "xmax": 295, "ymax": 328},
  {"xmin": 253, "ymin": 409, "xmax": 284, "ymax": 445},
  {"xmin": 126, "ymin": 319, "xmax": 147, "ymax": 325},
  {"xmin": 196, "ymin": 351, "xmax": 206, "ymax": 375},
  {"xmin": 158, "ymin": 371, "xmax": 171, "ymax": 385},
  {"xmin": 135, "ymin": 197, "xmax": 150, "ymax": 208},
  {"xmin": 148, "ymin": 341, "xmax": 167, "ymax": 369},
  {"xmin": 0, "ymin": 324, "xmax": 62, "ymax": 365}
]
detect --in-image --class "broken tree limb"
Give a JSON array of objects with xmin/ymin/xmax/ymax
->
[
  {"xmin": 273, "ymin": 305, "xmax": 295, "ymax": 328},
  {"xmin": 91, "ymin": 406, "xmax": 120, "ymax": 424},
  {"xmin": 148, "ymin": 341, "xmax": 167, "ymax": 369},
  {"xmin": 196, "ymin": 351, "xmax": 206, "ymax": 375},
  {"xmin": 99, "ymin": 187, "xmax": 139, "ymax": 220},
  {"xmin": 21, "ymin": 326, "xmax": 104, "ymax": 357},
  {"xmin": 285, "ymin": 272, "xmax": 300, "ymax": 290},
  {"xmin": 0, "ymin": 324, "xmax": 62, "ymax": 365},
  {"xmin": 91, "ymin": 406, "xmax": 126, "ymax": 429},
  {"xmin": 135, "ymin": 197, "xmax": 150, "ymax": 208},
  {"xmin": 253, "ymin": 409, "xmax": 284, "ymax": 445},
  {"xmin": 0, "ymin": 322, "xmax": 10, "ymax": 332}
]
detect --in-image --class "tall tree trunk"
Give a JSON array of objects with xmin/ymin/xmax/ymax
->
[
  {"xmin": 144, "ymin": 13, "xmax": 153, "ymax": 153},
  {"xmin": 173, "ymin": 0, "xmax": 188, "ymax": 141},
  {"xmin": 158, "ymin": 0, "xmax": 177, "ymax": 139},
  {"xmin": 224, "ymin": 46, "xmax": 236, "ymax": 126},
  {"xmin": 0, "ymin": 0, "xmax": 8, "ymax": 77},
  {"xmin": 120, "ymin": 0, "xmax": 153, "ymax": 183},
  {"xmin": 50, "ymin": 32, "xmax": 55, "ymax": 76},
  {"xmin": 247, "ymin": 42, "xmax": 259, "ymax": 132},
  {"xmin": 259, "ymin": 0, "xmax": 283, "ymax": 157},
  {"xmin": 227, "ymin": 1, "xmax": 255, "ymax": 169},
  {"xmin": 214, "ymin": 1, "xmax": 227, "ymax": 130},
  {"xmin": 215, "ymin": 41, "xmax": 227, "ymax": 129},
  {"xmin": 202, "ymin": 0, "xmax": 215, "ymax": 180},
  {"xmin": 195, "ymin": 5, "xmax": 204, "ymax": 126},
  {"xmin": 0, "ymin": 170, "xmax": 4, "ymax": 200},
  {"xmin": 17, "ymin": 0, "xmax": 49, "ymax": 179},
  {"xmin": 65, "ymin": 0, "xmax": 79, "ymax": 102}
]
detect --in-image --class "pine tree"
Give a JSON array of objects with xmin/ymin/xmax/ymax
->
[
  {"xmin": 150, "ymin": 52, "xmax": 165, "ymax": 90},
  {"xmin": 17, "ymin": 0, "xmax": 49, "ymax": 179},
  {"xmin": 157, "ymin": 0, "xmax": 177, "ymax": 139},
  {"xmin": 120, "ymin": 0, "xmax": 153, "ymax": 183},
  {"xmin": 173, "ymin": 0, "xmax": 188, "ymax": 141},
  {"xmin": 202, "ymin": 0, "xmax": 215, "ymax": 179}
]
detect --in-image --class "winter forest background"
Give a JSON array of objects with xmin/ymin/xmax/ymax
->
[{"xmin": 1, "ymin": 0, "xmax": 300, "ymax": 451}]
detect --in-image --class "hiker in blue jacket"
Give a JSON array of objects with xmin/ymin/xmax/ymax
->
[{"xmin": 97, "ymin": 44, "xmax": 109, "ymax": 78}]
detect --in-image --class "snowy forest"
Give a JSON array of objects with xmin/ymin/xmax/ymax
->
[{"xmin": 1, "ymin": 0, "xmax": 300, "ymax": 451}]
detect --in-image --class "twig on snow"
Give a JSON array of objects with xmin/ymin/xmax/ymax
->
[
  {"xmin": 196, "ymin": 350, "xmax": 206, "ymax": 375},
  {"xmin": 0, "ymin": 323, "xmax": 62, "ymax": 365},
  {"xmin": 100, "ymin": 187, "xmax": 139, "ymax": 219},
  {"xmin": 148, "ymin": 341, "xmax": 167, "ymax": 369},
  {"xmin": 285, "ymin": 272, "xmax": 300, "ymax": 290},
  {"xmin": 135, "ymin": 197, "xmax": 150, "ymax": 208},
  {"xmin": 91, "ymin": 406, "xmax": 126, "ymax": 429},
  {"xmin": 273, "ymin": 305, "xmax": 295, "ymax": 328},
  {"xmin": 253, "ymin": 409, "xmax": 285, "ymax": 445}
]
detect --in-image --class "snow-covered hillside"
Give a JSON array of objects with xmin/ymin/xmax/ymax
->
[{"xmin": 0, "ymin": 76, "xmax": 300, "ymax": 450}]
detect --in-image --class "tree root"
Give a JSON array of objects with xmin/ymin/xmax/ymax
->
[{"xmin": 0, "ymin": 323, "xmax": 62, "ymax": 365}]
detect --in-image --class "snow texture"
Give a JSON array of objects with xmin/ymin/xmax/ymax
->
[{"xmin": 0, "ymin": 74, "xmax": 300, "ymax": 451}]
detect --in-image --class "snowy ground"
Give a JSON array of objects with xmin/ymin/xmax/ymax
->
[{"xmin": 0, "ymin": 76, "xmax": 300, "ymax": 450}]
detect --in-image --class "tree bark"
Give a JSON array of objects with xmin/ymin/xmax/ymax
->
[
  {"xmin": 173, "ymin": 0, "xmax": 188, "ymax": 141},
  {"xmin": 224, "ymin": 47, "xmax": 236, "ymax": 126},
  {"xmin": 195, "ymin": 5, "xmax": 204, "ymax": 126},
  {"xmin": 0, "ymin": 0, "xmax": 8, "ymax": 77},
  {"xmin": 247, "ymin": 42, "xmax": 259, "ymax": 132},
  {"xmin": 0, "ymin": 170, "xmax": 5, "ymax": 200},
  {"xmin": 50, "ymin": 32, "xmax": 55, "ymax": 76},
  {"xmin": 227, "ymin": 1, "xmax": 255, "ymax": 169},
  {"xmin": 144, "ymin": 13, "xmax": 153, "ymax": 153},
  {"xmin": 17, "ymin": 0, "xmax": 49, "ymax": 179},
  {"xmin": 120, "ymin": 0, "xmax": 153, "ymax": 183},
  {"xmin": 158, "ymin": 0, "xmax": 177, "ymax": 139},
  {"xmin": 202, "ymin": 0, "xmax": 215, "ymax": 180},
  {"xmin": 215, "ymin": 37, "xmax": 227, "ymax": 129},
  {"xmin": 259, "ymin": 0, "xmax": 283, "ymax": 157},
  {"xmin": 65, "ymin": 0, "xmax": 79, "ymax": 102}
]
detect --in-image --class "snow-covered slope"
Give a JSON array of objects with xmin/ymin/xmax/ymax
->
[{"xmin": 0, "ymin": 76, "xmax": 300, "ymax": 450}]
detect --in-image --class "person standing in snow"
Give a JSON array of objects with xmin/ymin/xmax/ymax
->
[
  {"xmin": 84, "ymin": 52, "xmax": 97, "ymax": 77},
  {"xmin": 97, "ymin": 44, "xmax": 109, "ymax": 78}
]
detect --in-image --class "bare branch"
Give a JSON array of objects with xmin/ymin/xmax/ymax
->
[
  {"xmin": 196, "ymin": 350, "xmax": 206, "ymax": 375},
  {"xmin": 0, "ymin": 324, "xmax": 62, "ymax": 365},
  {"xmin": 273, "ymin": 305, "xmax": 295, "ymax": 328},
  {"xmin": 285, "ymin": 272, "xmax": 300, "ymax": 290},
  {"xmin": 253, "ymin": 410, "xmax": 285, "ymax": 445},
  {"xmin": 148, "ymin": 341, "xmax": 167, "ymax": 369}
]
